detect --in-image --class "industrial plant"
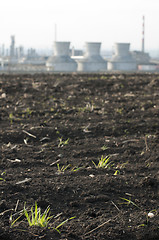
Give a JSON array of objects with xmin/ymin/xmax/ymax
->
[
  {"xmin": 77, "ymin": 42, "xmax": 107, "ymax": 72},
  {"xmin": 0, "ymin": 17, "xmax": 158, "ymax": 73},
  {"xmin": 46, "ymin": 41, "xmax": 77, "ymax": 72}
]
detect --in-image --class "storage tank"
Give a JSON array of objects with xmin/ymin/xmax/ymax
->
[
  {"xmin": 108, "ymin": 43, "xmax": 137, "ymax": 71},
  {"xmin": 77, "ymin": 42, "xmax": 107, "ymax": 72},
  {"xmin": 46, "ymin": 41, "xmax": 77, "ymax": 72}
]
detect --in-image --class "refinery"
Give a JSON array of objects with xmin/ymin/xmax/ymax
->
[{"xmin": 0, "ymin": 34, "xmax": 158, "ymax": 73}]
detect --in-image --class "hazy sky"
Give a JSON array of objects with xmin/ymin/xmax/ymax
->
[{"xmin": 0, "ymin": 0, "xmax": 159, "ymax": 52}]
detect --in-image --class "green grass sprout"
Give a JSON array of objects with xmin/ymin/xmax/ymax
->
[
  {"xmin": 119, "ymin": 197, "xmax": 140, "ymax": 209},
  {"xmin": 57, "ymin": 164, "xmax": 70, "ymax": 174},
  {"xmin": 58, "ymin": 137, "xmax": 69, "ymax": 147},
  {"xmin": 24, "ymin": 202, "xmax": 52, "ymax": 227},
  {"xmin": 71, "ymin": 166, "xmax": 83, "ymax": 172},
  {"xmin": 0, "ymin": 172, "xmax": 6, "ymax": 181},
  {"xmin": 9, "ymin": 113, "xmax": 14, "ymax": 124},
  {"xmin": 114, "ymin": 170, "xmax": 120, "ymax": 175},
  {"xmin": 92, "ymin": 155, "xmax": 112, "ymax": 169},
  {"xmin": 54, "ymin": 216, "xmax": 76, "ymax": 234},
  {"xmin": 10, "ymin": 202, "xmax": 75, "ymax": 233},
  {"xmin": 101, "ymin": 145, "xmax": 109, "ymax": 151},
  {"xmin": 11, "ymin": 202, "xmax": 52, "ymax": 227}
]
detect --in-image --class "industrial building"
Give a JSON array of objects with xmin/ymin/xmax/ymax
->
[
  {"xmin": 0, "ymin": 21, "xmax": 159, "ymax": 73},
  {"xmin": 77, "ymin": 42, "xmax": 107, "ymax": 72},
  {"xmin": 107, "ymin": 43, "xmax": 137, "ymax": 71},
  {"xmin": 46, "ymin": 41, "xmax": 77, "ymax": 72}
]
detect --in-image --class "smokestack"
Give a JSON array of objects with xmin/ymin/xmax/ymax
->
[
  {"xmin": 10, "ymin": 35, "xmax": 15, "ymax": 58},
  {"xmin": 54, "ymin": 24, "xmax": 57, "ymax": 42},
  {"xmin": 142, "ymin": 16, "xmax": 145, "ymax": 52}
]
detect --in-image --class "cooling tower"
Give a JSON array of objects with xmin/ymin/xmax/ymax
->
[
  {"xmin": 46, "ymin": 41, "xmax": 77, "ymax": 72},
  {"xmin": 108, "ymin": 43, "xmax": 137, "ymax": 71},
  {"xmin": 77, "ymin": 42, "xmax": 107, "ymax": 72}
]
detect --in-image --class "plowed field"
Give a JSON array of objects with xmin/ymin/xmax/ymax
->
[{"xmin": 0, "ymin": 73, "xmax": 159, "ymax": 240}]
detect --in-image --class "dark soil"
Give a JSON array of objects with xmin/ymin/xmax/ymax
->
[{"xmin": 0, "ymin": 73, "xmax": 159, "ymax": 240}]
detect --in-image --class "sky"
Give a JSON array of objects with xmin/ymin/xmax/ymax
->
[{"xmin": 0, "ymin": 0, "xmax": 159, "ymax": 53}]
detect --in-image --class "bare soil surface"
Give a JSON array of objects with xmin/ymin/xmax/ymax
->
[{"xmin": 0, "ymin": 73, "xmax": 159, "ymax": 240}]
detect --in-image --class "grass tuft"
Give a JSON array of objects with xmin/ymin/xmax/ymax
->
[
  {"xmin": 10, "ymin": 202, "xmax": 75, "ymax": 233},
  {"xmin": 92, "ymin": 155, "xmax": 112, "ymax": 169},
  {"xmin": 10, "ymin": 202, "xmax": 52, "ymax": 227}
]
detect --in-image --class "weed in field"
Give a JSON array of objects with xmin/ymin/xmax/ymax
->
[{"xmin": 92, "ymin": 155, "xmax": 112, "ymax": 169}]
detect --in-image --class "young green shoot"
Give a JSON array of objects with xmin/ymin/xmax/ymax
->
[
  {"xmin": 24, "ymin": 107, "xmax": 33, "ymax": 116},
  {"xmin": 0, "ymin": 172, "xmax": 6, "ymax": 181},
  {"xmin": 101, "ymin": 145, "xmax": 109, "ymax": 151},
  {"xmin": 10, "ymin": 202, "xmax": 75, "ymax": 233},
  {"xmin": 116, "ymin": 161, "xmax": 128, "ymax": 169},
  {"xmin": 58, "ymin": 137, "xmax": 69, "ymax": 148},
  {"xmin": 54, "ymin": 216, "xmax": 76, "ymax": 234},
  {"xmin": 119, "ymin": 197, "xmax": 140, "ymax": 209},
  {"xmin": 9, "ymin": 113, "xmax": 14, "ymax": 124},
  {"xmin": 57, "ymin": 164, "xmax": 70, "ymax": 174},
  {"xmin": 70, "ymin": 166, "xmax": 83, "ymax": 172},
  {"xmin": 114, "ymin": 170, "xmax": 120, "ymax": 175},
  {"xmin": 10, "ymin": 202, "xmax": 52, "ymax": 228},
  {"xmin": 56, "ymin": 164, "xmax": 82, "ymax": 174},
  {"xmin": 138, "ymin": 210, "xmax": 157, "ymax": 228},
  {"xmin": 92, "ymin": 155, "xmax": 112, "ymax": 169}
]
